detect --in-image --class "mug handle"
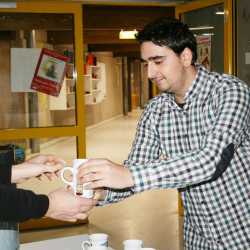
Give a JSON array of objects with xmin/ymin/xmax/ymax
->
[
  {"xmin": 81, "ymin": 240, "xmax": 91, "ymax": 250},
  {"xmin": 60, "ymin": 167, "xmax": 74, "ymax": 186}
]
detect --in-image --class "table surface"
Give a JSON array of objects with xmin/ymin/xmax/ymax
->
[{"xmin": 20, "ymin": 234, "xmax": 114, "ymax": 250}]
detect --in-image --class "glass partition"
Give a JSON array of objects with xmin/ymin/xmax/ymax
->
[
  {"xmin": 183, "ymin": 4, "xmax": 224, "ymax": 73},
  {"xmin": 236, "ymin": 0, "xmax": 250, "ymax": 86},
  {"xmin": 0, "ymin": 13, "xmax": 76, "ymax": 129}
]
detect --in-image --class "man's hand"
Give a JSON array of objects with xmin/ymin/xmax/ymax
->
[
  {"xmin": 78, "ymin": 159, "xmax": 134, "ymax": 189},
  {"xmin": 46, "ymin": 188, "xmax": 97, "ymax": 222},
  {"xmin": 11, "ymin": 154, "xmax": 65, "ymax": 183}
]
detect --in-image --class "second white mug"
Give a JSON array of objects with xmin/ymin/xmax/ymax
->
[{"xmin": 81, "ymin": 233, "xmax": 109, "ymax": 250}]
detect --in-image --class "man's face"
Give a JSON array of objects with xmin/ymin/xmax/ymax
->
[{"xmin": 141, "ymin": 41, "xmax": 187, "ymax": 93}]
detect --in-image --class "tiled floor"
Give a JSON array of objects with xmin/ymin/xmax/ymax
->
[{"xmin": 20, "ymin": 110, "xmax": 183, "ymax": 250}]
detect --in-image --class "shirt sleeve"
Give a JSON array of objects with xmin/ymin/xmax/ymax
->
[
  {"xmin": 100, "ymin": 99, "xmax": 162, "ymax": 204},
  {"xmin": 130, "ymin": 82, "xmax": 250, "ymax": 192},
  {"xmin": 0, "ymin": 149, "xmax": 13, "ymax": 185},
  {"xmin": 0, "ymin": 185, "xmax": 49, "ymax": 222}
]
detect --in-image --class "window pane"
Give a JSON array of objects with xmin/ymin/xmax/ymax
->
[
  {"xmin": 0, "ymin": 13, "xmax": 76, "ymax": 129},
  {"xmin": 236, "ymin": 0, "xmax": 250, "ymax": 86},
  {"xmin": 183, "ymin": 4, "xmax": 224, "ymax": 73}
]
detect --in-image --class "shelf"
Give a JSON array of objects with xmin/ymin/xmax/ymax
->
[{"xmin": 84, "ymin": 62, "xmax": 106, "ymax": 105}]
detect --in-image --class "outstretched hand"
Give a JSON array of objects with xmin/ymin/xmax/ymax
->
[
  {"xmin": 78, "ymin": 158, "xmax": 134, "ymax": 189},
  {"xmin": 46, "ymin": 188, "xmax": 97, "ymax": 222},
  {"xmin": 12, "ymin": 154, "xmax": 66, "ymax": 183}
]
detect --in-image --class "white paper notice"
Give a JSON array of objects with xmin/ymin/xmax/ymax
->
[
  {"xmin": 245, "ymin": 52, "xmax": 250, "ymax": 65},
  {"xmin": 11, "ymin": 48, "xmax": 41, "ymax": 92}
]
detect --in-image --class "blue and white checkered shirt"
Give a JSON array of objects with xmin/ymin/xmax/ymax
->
[{"xmin": 104, "ymin": 65, "xmax": 250, "ymax": 250}]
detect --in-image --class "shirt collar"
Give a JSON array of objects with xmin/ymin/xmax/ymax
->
[
  {"xmin": 162, "ymin": 64, "xmax": 209, "ymax": 110},
  {"xmin": 184, "ymin": 64, "xmax": 209, "ymax": 105}
]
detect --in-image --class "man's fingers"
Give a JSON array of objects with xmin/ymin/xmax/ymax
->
[
  {"xmin": 88, "ymin": 180, "xmax": 106, "ymax": 189},
  {"xmin": 80, "ymin": 172, "xmax": 103, "ymax": 183},
  {"xmin": 78, "ymin": 159, "xmax": 109, "ymax": 174}
]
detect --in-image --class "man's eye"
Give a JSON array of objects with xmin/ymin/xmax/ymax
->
[{"xmin": 154, "ymin": 61, "xmax": 163, "ymax": 65}]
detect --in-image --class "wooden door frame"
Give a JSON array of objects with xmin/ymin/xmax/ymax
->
[{"xmin": 0, "ymin": 1, "xmax": 87, "ymax": 230}]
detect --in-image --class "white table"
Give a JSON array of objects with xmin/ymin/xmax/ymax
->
[{"xmin": 20, "ymin": 234, "xmax": 115, "ymax": 250}]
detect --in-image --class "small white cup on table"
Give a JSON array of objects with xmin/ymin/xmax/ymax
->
[
  {"xmin": 81, "ymin": 233, "xmax": 109, "ymax": 250},
  {"xmin": 123, "ymin": 239, "xmax": 143, "ymax": 250}
]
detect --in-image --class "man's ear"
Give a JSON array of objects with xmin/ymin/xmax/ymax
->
[{"xmin": 180, "ymin": 48, "xmax": 193, "ymax": 67}]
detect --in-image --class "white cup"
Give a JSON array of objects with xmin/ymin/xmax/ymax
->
[
  {"xmin": 123, "ymin": 239, "xmax": 143, "ymax": 250},
  {"xmin": 60, "ymin": 159, "xmax": 94, "ymax": 198},
  {"xmin": 81, "ymin": 233, "xmax": 108, "ymax": 250},
  {"xmin": 88, "ymin": 247, "xmax": 107, "ymax": 250}
]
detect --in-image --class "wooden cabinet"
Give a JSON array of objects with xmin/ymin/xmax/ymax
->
[{"xmin": 84, "ymin": 62, "xmax": 106, "ymax": 105}]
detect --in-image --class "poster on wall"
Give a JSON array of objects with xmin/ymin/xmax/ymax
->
[
  {"xmin": 196, "ymin": 35, "xmax": 211, "ymax": 70},
  {"xmin": 31, "ymin": 48, "xmax": 69, "ymax": 96}
]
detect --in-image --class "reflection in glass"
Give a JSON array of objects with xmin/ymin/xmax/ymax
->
[
  {"xmin": 183, "ymin": 4, "xmax": 224, "ymax": 73},
  {"xmin": 0, "ymin": 13, "xmax": 76, "ymax": 130}
]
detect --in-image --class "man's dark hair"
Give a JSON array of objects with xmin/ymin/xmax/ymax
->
[{"xmin": 136, "ymin": 17, "xmax": 197, "ymax": 65}]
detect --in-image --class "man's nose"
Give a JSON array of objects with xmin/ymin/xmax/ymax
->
[{"xmin": 147, "ymin": 62, "xmax": 156, "ymax": 80}]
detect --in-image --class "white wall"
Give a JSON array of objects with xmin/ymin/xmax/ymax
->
[{"xmin": 85, "ymin": 52, "xmax": 123, "ymax": 127}]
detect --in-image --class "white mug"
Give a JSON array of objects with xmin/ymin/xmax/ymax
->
[
  {"xmin": 81, "ymin": 233, "xmax": 108, "ymax": 250},
  {"xmin": 123, "ymin": 239, "xmax": 143, "ymax": 250},
  {"xmin": 60, "ymin": 159, "xmax": 94, "ymax": 198}
]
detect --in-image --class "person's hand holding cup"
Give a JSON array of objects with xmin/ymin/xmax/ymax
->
[{"xmin": 60, "ymin": 159, "xmax": 94, "ymax": 198}]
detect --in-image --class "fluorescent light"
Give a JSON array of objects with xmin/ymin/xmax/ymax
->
[
  {"xmin": 119, "ymin": 29, "xmax": 138, "ymax": 39},
  {"xmin": 0, "ymin": 2, "xmax": 16, "ymax": 8},
  {"xmin": 190, "ymin": 26, "xmax": 214, "ymax": 31},
  {"xmin": 215, "ymin": 11, "xmax": 224, "ymax": 15},
  {"xmin": 202, "ymin": 33, "xmax": 214, "ymax": 36}
]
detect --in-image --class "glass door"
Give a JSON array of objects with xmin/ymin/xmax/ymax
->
[
  {"xmin": 0, "ymin": 2, "xmax": 85, "ymax": 230},
  {"xmin": 175, "ymin": 0, "xmax": 234, "ymax": 216},
  {"xmin": 176, "ymin": 0, "xmax": 234, "ymax": 74}
]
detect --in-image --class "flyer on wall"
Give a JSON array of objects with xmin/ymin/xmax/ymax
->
[
  {"xmin": 196, "ymin": 35, "xmax": 211, "ymax": 71},
  {"xmin": 31, "ymin": 48, "xmax": 69, "ymax": 96}
]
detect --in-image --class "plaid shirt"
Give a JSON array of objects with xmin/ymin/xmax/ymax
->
[{"xmin": 104, "ymin": 65, "xmax": 250, "ymax": 250}]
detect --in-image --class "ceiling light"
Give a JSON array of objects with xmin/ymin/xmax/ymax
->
[
  {"xmin": 215, "ymin": 11, "xmax": 224, "ymax": 15},
  {"xmin": 190, "ymin": 26, "xmax": 214, "ymax": 31},
  {"xmin": 0, "ymin": 2, "xmax": 16, "ymax": 8},
  {"xmin": 119, "ymin": 29, "xmax": 138, "ymax": 39},
  {"xmin": 202, "ymin": 33, "xmax": 215, "ymax": 36}
]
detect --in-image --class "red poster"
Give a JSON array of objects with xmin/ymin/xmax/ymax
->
[
  {"xmin": 196, "ymin": 35, "xmax": 211, "ymax": 70},
  {"xmin": 31, "ymin": 48, "xmax": 69, "ymax": 96}
]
